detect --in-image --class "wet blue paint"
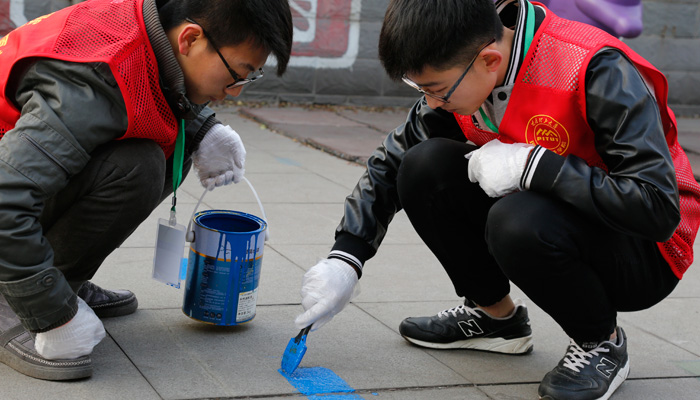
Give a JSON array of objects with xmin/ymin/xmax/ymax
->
[{"xmin": 279, "ymin": 367, "xmax": 365, "ymax": 399}]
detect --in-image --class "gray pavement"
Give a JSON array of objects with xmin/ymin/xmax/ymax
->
[{"xmin": 3, "ymin": 102, "xmax": 700, "ymax": 399}]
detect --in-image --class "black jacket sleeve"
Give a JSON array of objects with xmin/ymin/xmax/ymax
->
[{"xmin": 330, "ymin": 98, "xmax": 464, "ymax": 275}]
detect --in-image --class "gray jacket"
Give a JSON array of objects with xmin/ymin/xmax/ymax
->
[{"xmin": 0, "ymin": 0, "xmax": 218, "ymax": 331}]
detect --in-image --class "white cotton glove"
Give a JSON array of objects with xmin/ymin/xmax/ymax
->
[
  {"xmin": 294, "ymin": 258, "xmax": 360, "ymax": 331},
  {"xmin": 466, "ymin": 140, "xmax": 534, "ymax": 198},
  {"xmin": 192, "ymin": 124, "xmax": 246, "ymax": 190},
  {"xmin": 35, "ymin": 297, "xmax": 106, "ymax": 360}
]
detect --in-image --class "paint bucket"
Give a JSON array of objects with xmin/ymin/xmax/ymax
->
[{"xmin": 183, "ymin": 209, "xmax": 267, "ymax": 325}]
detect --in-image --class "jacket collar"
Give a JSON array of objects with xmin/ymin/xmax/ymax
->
[{"xmin": 142, "ymin": 0, "xmax": 200, "ymax": 119}]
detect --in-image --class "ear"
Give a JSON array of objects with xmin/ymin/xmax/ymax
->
[
  {"xmin": 177, "ymin": 23, "xmax": 203, "ymax": 56},
  {"xmin": 480, "ymin": 49, "xmax": 503, "ymax": 73}
]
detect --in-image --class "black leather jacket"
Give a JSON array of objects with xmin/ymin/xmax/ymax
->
[{"xmin": 331, "ymin": 49, "xmax": 681, "ymax": 275}]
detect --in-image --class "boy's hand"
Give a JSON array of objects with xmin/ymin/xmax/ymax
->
[
  {"xmin": 193, "ymin": 124, "xmax": 246, "ymax": 190},
  {"xmin": 294, "ymin": 259, "xmax": 360, "ymax": 331},
  {"xmin": 466, "ymin": 140, "xmax": 533, "ymax": 197}
]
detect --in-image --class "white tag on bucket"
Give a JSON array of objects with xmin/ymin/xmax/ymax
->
[{"xmin": 152, "ymin": 218, "xmax": 187, "ymax": 288}]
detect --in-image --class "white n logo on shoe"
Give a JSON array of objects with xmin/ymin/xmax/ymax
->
[
  {"xmin": 458, "ymin": 319, "xmax": 483, "ymax": 337},
  {"xmin": 596, "ymin": 357, "xmax": 617, "ymax": 377}
]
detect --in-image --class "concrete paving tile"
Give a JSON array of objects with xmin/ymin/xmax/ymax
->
[
  {"xmin": 619, "ymin": 297, "xmax": 700, "ymax": 358},
  {"xmin": 264, "ymin": 149, "xmax": 367, "ymax": 189},
  {"xmin": 241, "ymin": 107, "xmax": 365, "ymax": 127},
  {"xmin": 268, "ymin": 242, "xmax": 460, "ymax": 304},
  {"xmin": 335, "ymin": 107, "xmax": 409, "ymax": 134},
  {"xmin": 199, "ymin": 172, "xmax": 352, "ymax": 205},
  {"xmin": 347, "ymin": 245, "xmax": 459, "ymax": 303},
  {"xmin": 270, "ymin": 244, "xmax": 349, "ymax": 272},
  {"xmin": 299, "ymin": 126, "xmax": 386, "ymax": 161},
  {"xmin": 0, "ymin": 336, "xmax": 160, "ymax": 400},
  {"xmin": 243, "ymin": 150, "xmax": 316, "ymax": 174},
  {"xmin": 105, "ymin": 305, "xmax": 468, "ymax": 399}
]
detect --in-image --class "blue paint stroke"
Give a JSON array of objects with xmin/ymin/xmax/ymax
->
[
  {"xmin": 279, "ymin": 367, "xmax": 364, "ymax": 399},
  {"xmin": 275, "ymin": 156, "xmax": 302, "ymax": 166}
]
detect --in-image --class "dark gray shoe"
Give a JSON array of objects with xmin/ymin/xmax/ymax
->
[
  {"xmin": 77, "ymin": 281, "xmax": 138, "ymax": 318},
  {"xmin": 399, "ymin": 298, "xmax": 533, "ymax": 354},
  {"xmin": 538, "ymin": 327, "xmax": 630, "ymax": 400},
  {"xmin": 0, "ymin": 295, "xmax": 92, "ymax": 381}
]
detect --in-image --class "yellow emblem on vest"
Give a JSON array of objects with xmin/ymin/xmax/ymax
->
[
  {"xmin": 27, "ymin": 12, "xmax": 55, "ymax": 26},
  {"xmin": 526, "ymin": 115, "xmax": 570, "ymax": 155}
]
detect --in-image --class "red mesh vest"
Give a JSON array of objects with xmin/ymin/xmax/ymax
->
[
  {"xmin": 0, "ymin": 0, "xmax": 178, "ymax": 156},
  {"xmin": 454, "ymin": 5, "xmax": 700, "ymax": 278}
]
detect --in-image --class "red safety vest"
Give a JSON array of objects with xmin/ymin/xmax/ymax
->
[
  {"xmin": 455, "ymin": 5, "xmax": 700, "ymax": 279},
  {"xmin": 0, "ymin": 0, "xmax": 178, "ymax": 156}
]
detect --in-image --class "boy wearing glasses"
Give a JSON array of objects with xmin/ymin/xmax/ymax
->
[
  {"xmin": 294, "ymin": 0, "xmax": 700, "ymax": 399},
  {"xmin": 0, "ymin": 0, "xmax": 291, "ymax": 380}
]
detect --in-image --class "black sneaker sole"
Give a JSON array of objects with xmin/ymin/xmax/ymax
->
[
  {"xmin": 402, "ymin": 333, "xmax": 534, "ymax": 354},
  {"xmin": 0, "ymin": 341, "xmax": 92, "ymax": 381},
  {"xmin": 90, "ymin": 296, "xmax": 138, "ymax": 318}
]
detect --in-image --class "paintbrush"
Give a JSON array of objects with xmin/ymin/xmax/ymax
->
[{"xmin": 280, "ymin": 325, "xmax": 311, "ymax": 374}]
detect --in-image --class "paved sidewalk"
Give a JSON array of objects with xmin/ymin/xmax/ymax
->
[{"xmin": 3, "ymin": 102, "xmax": 700, "ymax": 400}]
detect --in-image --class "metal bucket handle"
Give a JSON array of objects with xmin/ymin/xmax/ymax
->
[{"xmin": 185, "ymin": 177, "xmax": 269, "ymax": 243}]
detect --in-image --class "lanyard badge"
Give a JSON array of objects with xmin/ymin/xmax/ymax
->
[{"xmin": 152, "ymin": 120, "xmax": 187, "ymax": 288}]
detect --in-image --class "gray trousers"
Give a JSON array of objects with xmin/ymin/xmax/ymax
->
[{"xmin": 39, "ymin": 139, "xmax": 191, "ymax": 291}]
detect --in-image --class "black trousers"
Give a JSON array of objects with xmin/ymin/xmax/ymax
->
[{"xmin": 396, "ymin": 138, "xmax": 679, "ymax": 344}]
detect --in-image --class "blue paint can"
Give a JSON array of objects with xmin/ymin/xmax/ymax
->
[{"xmin": 183, "ymin": 210, "xmax": 267, "ymax": 325}]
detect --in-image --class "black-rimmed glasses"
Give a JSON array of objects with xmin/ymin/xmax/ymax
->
[
  {"xmin": 186, "ymin": 18, "xmax": 264, "ymax": 89},
  {"xmin": 402, "ymin": 38, "xmax": 496, "ymax": 103}
]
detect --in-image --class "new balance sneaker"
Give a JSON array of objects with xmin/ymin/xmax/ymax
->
[
  {"xmin": 538, "ymin": 326, "xmax": 630, "ymax": 400},
  {"xmin": 0, "ymin": 295, "xmax": 92, "ymax": 381},
  {"xmin": 77, "ymin": 281, "xmax": 138, "ymax": 318},
  {"xmin": 398, "ymin": 298, "xmax": 533, "ymax": 354}
]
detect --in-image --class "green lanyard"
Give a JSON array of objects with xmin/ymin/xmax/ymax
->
[
  {"xmin": 169, "ymin": 119, "xmax": 185, "ymax": 225},
  {"xmin": 478, "ymin": 0, "xmax": 536, "ymax": 133}
]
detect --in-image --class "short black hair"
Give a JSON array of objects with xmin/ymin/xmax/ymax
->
[
  {"xmin": 159, "ymin": 0, "xmax": 293, "ymax": 76},
  {"xmin": 378, "ymin": 0, "xmax": 504, "ymax": 80}
]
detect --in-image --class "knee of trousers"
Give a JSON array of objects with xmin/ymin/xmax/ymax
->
[
  {"xmin": 485, "ymin": 192, "xmax": 555, "ymax": 277},
  {"xmin": 397, "ymin": 138, "xmax": 470, "ymax": 200}
]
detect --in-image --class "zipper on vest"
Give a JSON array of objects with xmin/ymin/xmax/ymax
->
[{"xmin": 21, "ymin": 134, "xmax": 71, "ymax": 178}]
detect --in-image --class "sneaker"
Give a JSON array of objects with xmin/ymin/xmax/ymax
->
[
  {"xmin": 538, "ymin": 326, "xmax": 630, "ymax": 400},
  {"xmin": 77, "ymin": 281, "xmax": 138, "ymax": 318},
  {"xmin": 0, "ymin": 295, "xmax": 92, "ymax": 380},
  {"xmin": 398, "ymin": 298, "xmax": 533, "ymax": 354}
]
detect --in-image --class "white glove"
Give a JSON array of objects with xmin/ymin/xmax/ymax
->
[
  {"xmin": 294, "ymin": 258, "xmax": 360, "ymax": 331},
  {"xmin": 466, "ymin": 140, "xmax": 534, "ymax": 198},
  {"xmin": 192, "ymin": 124, "xmax": 246, "ymax": 190},
  {"xmin": 35, "ymin": 297, "xmax": 106, "ymax": 360}
]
